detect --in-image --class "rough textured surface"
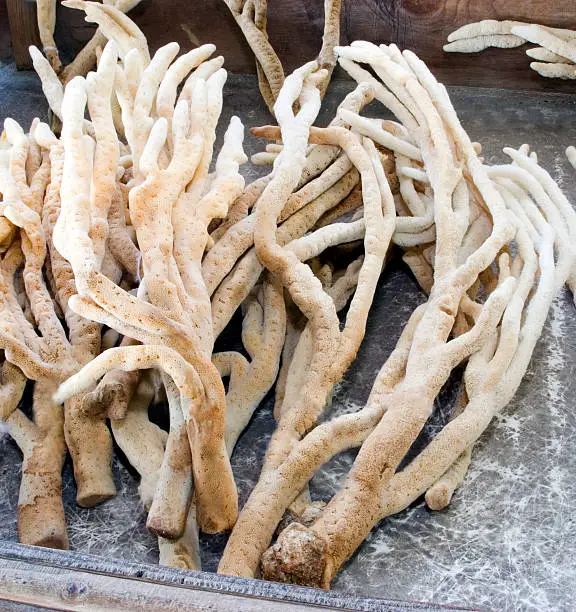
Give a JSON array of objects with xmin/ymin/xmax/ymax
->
[
  {"xmin": 0, "ymin": 62, "xmax": 47, "ymax": 126},
  {"xmin": 261, "ymin": 523, "xmax": 327, "ymax": 588},
  {"xmin": 0, "ymin": 67, "xmax": 575, "ymax": 611}
]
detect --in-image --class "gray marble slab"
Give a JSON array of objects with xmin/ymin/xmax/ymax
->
[{"xmin": 1, "ymin": 64, "xmax": 575, "ymax": 611}]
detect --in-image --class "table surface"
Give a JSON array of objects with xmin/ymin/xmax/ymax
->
[{"xmin": 0, "ymin": 61, "xmax": 575, "ymax": 612}]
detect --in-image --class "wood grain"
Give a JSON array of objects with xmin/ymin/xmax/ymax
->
[
  {"xmin": 3, "ymin": 0, "xmax": 576, "ymax": 89},
  {"xmin": 5, "ymin": 0, "xmax": 40, "ymax": 68},
  {"xmin": 0, "ymin": 0, "xmax": 12, "ymax": 60},
  {"xmin": 0, "ymin": 559, "xmax": 334, "ymax": 611},
  {"xmin": 0, "ymin": 542, "xmax": 445, "ymax": 611},
  {"xmin": 339, "ymin": 0, "xmax": 576, "ymax": 91}
]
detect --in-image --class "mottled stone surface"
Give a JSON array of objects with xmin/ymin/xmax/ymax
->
[{"xmin": 1, "ymin": 64, "xmax": 575, "ymax": 611}]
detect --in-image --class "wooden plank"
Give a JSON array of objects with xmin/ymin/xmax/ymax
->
[
  {"xmin": 0, "ymin": 559, "xmax": 342, "ymax": 611},
  {"xmin": 340, "ymin": 0, "xmax": 576, "ymax": 91},
  {"xmin": 0, "ymin": 543, "xmax": 460, "ymax": 611},
  {"xmin": 40, "ymin": 0, "xmax": 576, "ymax": 91},
  {"xmin": 5, "ymin": 0, "xmax": 40, "ymax": 68},
  {"xmin": 0, "ymin": 0, "xmax": 12, "ymax": 61},
  {"xmin": 4, "ymin": 0, "xmax": 576, "ymax": 87}
]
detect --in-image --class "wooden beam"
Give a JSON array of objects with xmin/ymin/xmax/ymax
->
[
  {"xmin": 0, "ymin": 0, "xmax": 13, "ymax": 60},
  {"xmin": 48, "ymin": 0, "xmax": 576, "ymax": 92},
  {"xmin": 6, "ymin": 0, "xmax": 40, "ymax": 69},
  {"xmin": 5, "ymin": 0, "xmax": 576, "ymax": 90}
]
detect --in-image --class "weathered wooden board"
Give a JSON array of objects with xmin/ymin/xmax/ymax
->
[
  {"xmin": 4, "ymin": 0, "xmax": 41, "ymax": 65},
  {"xmin": 0, "ymin": 0, "xmax": 13, "ymax": 60},
  {"xmin": 4, "ymin": 0, "xmax": 576, "ymax": 91},
  {"xmin": 0, "ymin": 542, "xmax": 457, "ymax": 611}
]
